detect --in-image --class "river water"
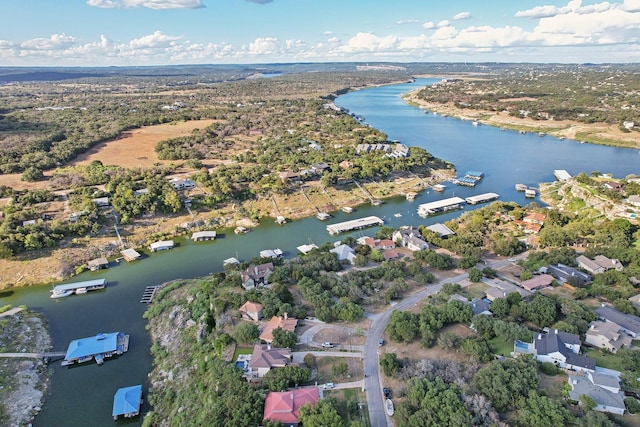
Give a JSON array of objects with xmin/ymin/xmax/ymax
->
[{"xmin": 3, "ymin": 78, "xmax": 639, "ymax": 426}]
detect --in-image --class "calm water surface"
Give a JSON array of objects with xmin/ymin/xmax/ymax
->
[{"xmin": 3, "ymin": 78, "xmax": 638, "ymax": 426}]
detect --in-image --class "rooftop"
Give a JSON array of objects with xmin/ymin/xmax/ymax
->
[
  {"xmin": 65, "ymin": 332, "xmax": 121, "ymax": 360},
  {"xmin": 112, "ymin": 385, "xmax": 142, "ymax": 417}
]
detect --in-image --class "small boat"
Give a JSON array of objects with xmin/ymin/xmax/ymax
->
[
  {"xmin": 317, "ymin": 212, "xmax": 331, "ymax": 220},
  {"xmin": 386, "ymin": 399, "xmax": 394, "ymax": 416},
  {"xmin": 341, "ymin": 206, "xmax": 353, "ymax": 213},
  {"xmin": 75, "ymin": 287, "xmax": 88, "ymax": 295},
  {"xmin": 432, "ymin": 184, "xmax": 445, "ymax": 192},
  {"xmin": 394, "ymin": 213, "xmax": 402, "ymax": 218},
  {"xmin": 371, "ymin": 199, "xmax": 383, "ymax": 206},
  {"xmin": 50, "ymin": 289, "xmax": 74, "ymax": 299},
  {"xmin": 275, "ymin": 216, "xmax": 287, "ymax": 224},
  {"xmin": 234, "ymin": 226, "xmax": 249, "ymax": 234},
  {"xmin": 472, "ymin": 120, "xmax": 479, "ymax": 126}
]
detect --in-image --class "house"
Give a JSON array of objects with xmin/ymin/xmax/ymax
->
[
  {"xmin": 241, "ymin": 262, "xmax": 274, "ymax": 290},
  {"xmin": 169, "ymin": 177, "xmax": 196, "ymax": 191},
  {"xmin": 523, "ymin": 212, "xmax": 546, "ymax": 224},
  {"xmin": 112, "ymin": 385, "xmax": 142, "ymax": 420},
  {"xmin": 87, "ymin": 257, "xmax": 109, "ymax": 271},
  {"xmin": 389, "ymin": 143, "xmax": 409, "ymax": 158},
  {"xmin": 263, "ymin": 388, "xmax": 320, "ymax": 426},
  {"xmin": 357, "ymin": 236, "xmax": 394, "ymax": 251},
  {"xmin": 310, "ymin": 162, "xmax": 330, "ymax": 174},
  {"xmin": 92, "ymin": 197, "xmax": 110, "ymax": 208},
  {"xmin": 425, "ymin": 223, "xmax": 456, "ymax": 238},
  {"xmin": 247, "ymin": 343, "xmax": 292, "ymax": 379},
  {"xmin": 330, "ymin": 244, "xmax": 357, "ymax": 264},
  {"xmin": 547, "ymin": 263, "xmax": 591, "ymax": 286},
  {"xmin": 603, "ymin": 181, "xmax": 624, "ymax": 192},
  {"xmin": 576, "ymin": 255, "xmax": 623, "ymax": 274},
  {"xmin": 339, "ymin": 160, "xmax": 354, "ymax": 169},
  {"xmin": 277, "ymin": 171, "xmax": 299, "ymax": 182},
  {"xmin": 239, "ymin": 301, "xmax": 264, "ymax": 321},
  {"xmin": 532, "ymin": 329, "xmax": 595, "ymax": 373},
  {"xmin": 392, "ymin": 227, "xmax": 429, "ymax": 252},
  {"xmin": 568, "ymin": 372, "xmax": 625, "ymax": 415},
  {"xmin": 520, "ymin": 274, "xmax": 554, "ymax": 292},
  {"xmin": 470, "ymin": 298, "xmax": 492, "ymax": 316},
  {"xmin": 629, "ymin": 293, "xmax": 640, "ymax": 311},
  {"xmin": 595, "ymin": 305, "xmax": 640, "ymax": 338},
  {"xmin": 259, "ymin": 313, "xmax": 298, "ymax": 343},
  {"xmin": 585, "ymin": 321, "xmax": 632, "ymax": 353},
  {"xmin": 484, "ymin": 279, "xmax": 529, "ymax": 301}
]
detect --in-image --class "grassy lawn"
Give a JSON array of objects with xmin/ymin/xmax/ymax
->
[
  {"xmin": 232, "ymin": 346, "xmax": 253, "ymax": 361},
  {"xmin": 489, "ymin": 336, "xmax": 514, "ymax": 357},
  {"xmin": 584, "ymin": 348, "xmax": 624, "ymax": 371},
  {"xmin": 325, "ymin": 388, "xmax": 370, "ymax": 426}
]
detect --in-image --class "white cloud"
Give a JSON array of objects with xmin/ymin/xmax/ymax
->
[
  {"xmin": 340, "ymin": 32, "xmax": 399, "ymax": 52},
  {"xmin": 396, "ymin": 19, "xmax": 420, "ymax": 25},
  {"xmin": 86, "ymin": 0, "xmax": 204, "ymax": 9},
  {"xmin": 422, "ymin": 21, "xmax": 435, "ymax": 30},
  {"xmin": 624, "ymin": 0, "xmax": 640, "ymax": 11},
  {"xmin": 248, "ymin": 37, "xmax": 281, "ymax": 55},
  {"xmin": 453, "ymin": 12, "xmax": 471, "ymax": 20},
  {"xmin": 20, "ymin": 34, "xmax": 76, "ymax": 50},
  {"xmin": 436, "ymin": 20, "xmax": 451, "ymax": 28},
  {"xmin": 327, "ymin": 36, "xmax": 340, "ymax": 43},
  {"xmin": 129, "ymin": 31, "xmax": 181, "ymax": 49}
]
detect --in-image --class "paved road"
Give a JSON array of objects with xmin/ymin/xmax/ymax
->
[
  {"xmin": 292, "ymin": 351, "xmax": 362, "ymax": 363},
  {"xmin": 364, "ymin": 271, "xmax": 469, "ymax": 427}
]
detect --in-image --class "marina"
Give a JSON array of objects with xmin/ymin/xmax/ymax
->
[
  {"xmin": 50, "ymin": 278, "xmax": 107, "ymax": 299},
  {"xmin": 61, "ymin": 332, "xmax": 129, "ymax": 366},
  {"xmin": 326, "ymin": 216, "xmax": 384, "ymax": 235},
  {"xmin": 417, "ymin": 197, "xmax": 465, "ymax": 217},
  {"xmin": 465, "ymin": 192, "xmax": 500, "ymax": 205}
]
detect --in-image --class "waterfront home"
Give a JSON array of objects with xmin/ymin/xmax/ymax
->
[
  {"xmin": 532, "ymin": 329, "xmax": 595, "ymax": 373},
  {"xmin": 259, "ymin": 313, "xmax": 298, "ymax": 343},
  {"xmin": 595, "ymin": 305, "xmax": 640, "ymax": 338},
  {"xmin": 567, "ymin": 373, "xmax": 625, "ymax": 415},
  {"xmin": 263, "ymin": 388, "xmax": 319, "ymax": 426},
  {"xmin": 392, "ymin": 227, "xmax": 429, "ymax": 252},
  {"xmin": 239, "ymin": 301, "xmax": 264, "ymax": 321},
  {"xmin": 330, "ymin": 244, "xmax": 357, "ymax": 264},
  {"xmin": 247, "ymin": 343, "xmax": 293, "ymax": 380},
  {"xmin": 87, "ymin": 257, "xmax": 109, "ymax": 271},
  {"xmin": 425, "ymin": 223, "xmax": 456, "ymax": 238},
  {"xmin": 112, "ymin": 385, "xmax": 142, "ymax": 420},
  {"xmin": 241, "ymin": 262, "xmax": 274, "ymax": 290},
  {"xmin": 585, "ymin": 321, "xmax": 632, "ymax": 353},
  {"xmin": 520, "ymin": 274, "xmax": 554, "ymax": 292},
  {"xmin": 62, "ymin": 332, "xmax": 129, "ymax": 366}
]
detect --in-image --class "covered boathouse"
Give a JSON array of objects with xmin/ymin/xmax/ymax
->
[
  {"xmin": 112, "ymin": 384, "xmax": 143, "ymax": 420},
  {"xmin": 62, "ymin": 332, "xmax": 129, "ymax": 366}
]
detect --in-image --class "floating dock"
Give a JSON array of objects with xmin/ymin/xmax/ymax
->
[
  {"xmin": 417, "ymin": 197, "xmax": 465, "ymax": 217},
  {"xmin": 326, "ymin": 216, "xmax": 384, "ymax": 235},
  {"xmin": 525, "ymin": 188, "xmax": 537, "ymax": 198},
  {"xmin": 453, "ymin": 177, "xmax": 478, "ymax": 187},
  {"xmin": 515, "ymin": 183, "xmax": 528, "ymax": 192},
  {"xmin": 50, "ymin": 278, "xmax": 107, "ymax": 299},
  {"xmin": 191, "ymin": 231, "xmax": 217, "ymax": 241},
  {"xmin": 140, "ymin": 285, "xmax": 163, "ymax": 304},
  {"xmin": 61, "ymin": 332, "xmax": 129, "ymax": 366},
  {"xmin": 149, "ymin": 240, "xmax": 174, "ymax": 252},
  {"xmin": 464, "ymin": 171, "xmax": 484, "ymax": 180},
  {"xmin": 465, "ymin": 193, "xmax": 499, "ymax": 205}
]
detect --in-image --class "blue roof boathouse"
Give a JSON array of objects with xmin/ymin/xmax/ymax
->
[
  {"xmin": 62, "ymin": 332, "xmax": 129, "ymax": 366},
  {"xmin": 112, "ymin": 384, "xmax": 143, "ymax": 420}
]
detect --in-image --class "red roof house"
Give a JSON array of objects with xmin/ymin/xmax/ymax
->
[{"xmin": 263, "ymin": 388, "xmax": 319, "ymax": 426}]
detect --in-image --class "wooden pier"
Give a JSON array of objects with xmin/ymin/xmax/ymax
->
[
  {"xmin": 140, "ymin": 285, "xmax": 163, "ymax": 304},
  {"xmin": 0, "ymin": 351, "xmax": 66, "ymax": 360}
]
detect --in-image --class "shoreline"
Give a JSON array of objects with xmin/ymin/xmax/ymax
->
[
  {"xmin": 0, "ymin": 169, "xmax": 453, "ymax": 290},
  {"xmin": 403, "ymin": 90, "xmax": 640, "ymax": 149}
]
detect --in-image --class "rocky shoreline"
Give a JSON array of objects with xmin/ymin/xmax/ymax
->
[{"xmin": 0, "ymin": 309, "xmax": 52, "ymax": 427}]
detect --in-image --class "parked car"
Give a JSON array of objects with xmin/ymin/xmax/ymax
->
[
  {"xmin": 383, "ymin": 387, "xmax": 391, "ymax": 398},
  {"xmin": 378, "ymin": 339, "xmax": 384, "ymax": 347},
  {"xmin": 323, "ymin": 382, "xmax": 335, "ymax": 389},
  {"xmin": 321, "ymin": 342, "xmax": 334, "ymax": 348}
]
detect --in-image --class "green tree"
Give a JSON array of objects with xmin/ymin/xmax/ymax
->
[
  {"xmin": 21, "ymin": 166, "xmax": 44, "ymax": 182},
  {"xmin": 514, "ymin": 393, "xmax": 570, "ymax": 427},
  {"xmin": 271, "ymin": 327, "xmax": 298, "ymax": 348},
  {"xmin": 332, "ymin": 361, "xmax": 349, "ymax": 378},
  {"xmin": 474, "ymin": 355, "xmax": 539, "ymax": 412},
  {"xmin": 380, "ymin": 352, "xmax": 401, "ymax": 377},
  {"xmin": 467, "ymin": 267, "xmax": 483, "ymax": 282},
  {"xmin": 298, "ymin": 399, "xmax": 346, "ymax": 427},
  {"xmin": 232, "ymin": 321, "xmax": 259, "ymax": 344},
  {"xmin": 387, "ymin": 310, "xmax": 420, "ymax": 343}
]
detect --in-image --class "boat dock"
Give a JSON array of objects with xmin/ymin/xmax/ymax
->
[
  {"xmin": 140, "ymin": 285, "xmax": 163, "ymax": 304},
  {"xmin": 326, "ymin": 216, "xmax": 384, "ymax": 235},
  {"xmin": 417, "ymin": 197, "xmax": 465, "ymax": 217},
  {"xmin": 50, "ymin": 278, "xmax": 107, "ymax": 299},
  {"xmin": 465, "ymin": 192, "xmax": 499, "ymax": 205},
  {"xmin": 464, "ymin": 171, "xmax": 484, "ymax": 180},
  {"xmin": 61, "ymin": 332, "xmax": 129, "ymax": 366},
  {"xmin": 515, "ymin": 183, "xmax": 528, "ymax": 192},
  {"xmin": 453, "ymin": 177, "xmax": 478, "ymax": 186}
]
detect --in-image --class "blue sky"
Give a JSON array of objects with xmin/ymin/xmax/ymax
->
[{"xmin": 1, "ymin": 0, "xmax": 639, "ymax": 66}]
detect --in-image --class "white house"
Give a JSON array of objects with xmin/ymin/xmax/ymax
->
[{"xmin": 568, "ymin": 372, "xmax": 625, "ymax": 415}]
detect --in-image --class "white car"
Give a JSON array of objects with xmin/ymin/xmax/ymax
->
[
  {"xmin": 323, "ymin": 382, "xmax": 335, "ymax": 389},
  {"xmin": 321, "ymin": 342, "xmax": 334, "ymax": 348}
]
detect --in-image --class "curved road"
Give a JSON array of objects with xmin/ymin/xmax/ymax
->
[{"xmin": 364, "ymin": 271, "xmax": 470, "ymax": 427}]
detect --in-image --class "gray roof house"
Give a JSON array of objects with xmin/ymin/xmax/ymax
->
[
  {"xmin": 547, "ymin": 263, "xmax": 591, "ymax": 286},
  {"xmin": 576, "ymin": 255, "xmax": 623, "ymax": 274},
  {"xmin": 241, "ymin": 262, "xmax": 274, "ymax": 291},
  {"xmin": 595, "ymin": 305, "xmax": 640, "ymax": 338},
  {"xmin": 533, "ymin": 329, "xmax": 595, "ymax": 373},
  {"xmin": 330, "ymin": 244, "xmax": 357, "ymax": 264},
  {"xmin": 585, "ymin": 321, "xmax": 632, "ymax": 353},
  {"xmin": 392, "ymin": 227, "xmax": 429, "ymax": 252},
  {"xmin": 568, "ymin": 372, "xmax": 625, "ymax": 415}
]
